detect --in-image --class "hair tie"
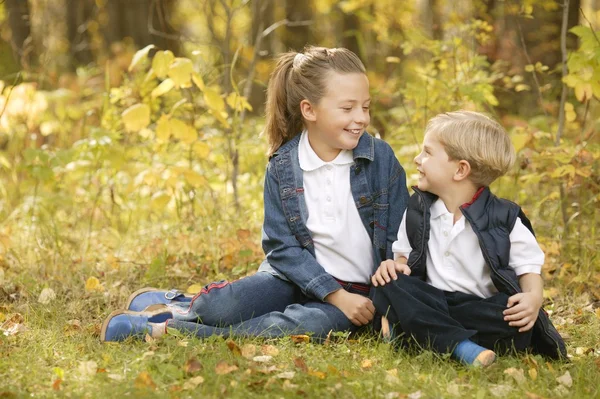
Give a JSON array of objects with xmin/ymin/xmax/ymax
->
[{"xmin": 293, "ymin": 53, "xmax": 306, "ymax": 68}]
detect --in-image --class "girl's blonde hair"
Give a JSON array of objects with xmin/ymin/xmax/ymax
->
[
  {"xmin": 426, "ymin": 111, "xmax": 516, "ymax": 187},
  {"xmin": 264, "ymin": 46, "xmax": 366, "ymax": 156}
]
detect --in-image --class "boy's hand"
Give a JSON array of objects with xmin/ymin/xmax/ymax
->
[
  {"xmin": 503, "ymin": 292, "xmax": 543, "ymax": 332},
  {"xmin": 325, "ymin": 289, "xmax": 375, "ymax": 326},
  {"xmin": 371, "ymin": 260, "xmax": 411, "ymax": 287}
]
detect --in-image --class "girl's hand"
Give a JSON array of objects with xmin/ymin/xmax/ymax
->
[
  {"xmin": 325, "ymin": 289, "xmax": 375, "ymax": 326},
  {"xmin": 371, "ymin": 260, "xmax": 411, "ymax": 287},
  {"xmin": 503, "ymin": 292, "xmax": 543, "ymax": 332}
]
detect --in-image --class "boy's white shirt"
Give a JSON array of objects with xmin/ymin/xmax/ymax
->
[
  {"xmin": 392, "ymin": 198, "xmax": 544, "ymax": 298},
  {"xmin": 298, "ymin": 131, "xmax": 374, "ymax": 283}
]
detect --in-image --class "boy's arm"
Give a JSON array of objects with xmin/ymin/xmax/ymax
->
[{"xmin": 503, "ymin": 273, "xmax": 543, "ymax": 332}]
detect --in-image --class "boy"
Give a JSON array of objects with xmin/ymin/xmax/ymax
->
[{"xmin": 371, "ymin": 111, "xmax": 566, "ymax": 366}]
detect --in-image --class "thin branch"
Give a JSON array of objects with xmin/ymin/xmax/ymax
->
[
  {"xmin": 0, "ymin": 72, "xmax": 22, "ymax": 120},
  {"xmin": 516, "ymin": 18, "xmax": 548, "ymax": 118},
  {"xmin": 262, "ymin": 19, "xmax": 313, "ymax": 38},
  {"xmin": 556, "ymin": 0, "xmax": 570, "ymax": 146}
]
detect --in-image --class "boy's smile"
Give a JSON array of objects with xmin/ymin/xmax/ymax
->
[{"xmin": 414, "ymin": 132, "xmax": 459, "ymax": 197}]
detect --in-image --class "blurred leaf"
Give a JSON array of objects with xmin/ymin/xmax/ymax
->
[
  {"xmin": 204, "ymin": 88, "xmax": 225, "ymax": 113},
  {"xmin": 183, "ymin": 357, "xmax": 203, "ymax": 374},
  {"xmin": 129, "ymin": 45, "xmax": 155, "ymax": 72},
  {"xmin": 215, "ymin": 361, "xmax": 238, "ymax": 375},
  {"xmin": 503, "ymin": 367, "xmax": 526, "ymax": 385},
  {"xmin": 134, "ymin": 371, "xmax": 157, "ymax": 390},
  {"xmin": 38, "ymin": 288, "xmax": 56, "ymax": 304},
  {"xmin": 227, "ymin": 340, "xmax": 242, "ymax": 356},
  {"xmin": 151, "ymin": 79, "xmax": 175, "ymax": 98},
  {"xmin": 187, "ymin": 284, "xmax": 203, "ymax": 294},
  {"xmin": 556, "ymin": 371, "xmax": 572, "ymax": 387},
  {"xmin": 122, "ymin": 104, "xmax": 151, "ymax": 132},
  {"xmin": 152, "ymin": 50, "xmax": 175, "ymax": 79},
  {"xmin": 192, "ymin": 73, "xmax": 205, "ymax": 91},
  {"xmin": 168, "ymin": 58, "xmax": 194, "ymax": 88},
  {"xmin": 182, "ymin": 376, "xmax": 204, "ymax": 390},
  {"xmin": 85, "ymin": 277, "xmax": 104, "ymax": 293}
]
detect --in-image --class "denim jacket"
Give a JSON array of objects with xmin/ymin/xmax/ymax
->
[{"xmin": 258, "ymin": 132, "xmax": 409, "ymax": 301}]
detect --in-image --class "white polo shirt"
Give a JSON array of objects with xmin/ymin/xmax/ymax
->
[
  {"xmin": 392, "ymin": 198, "xmax": 544, "ymax": 298},
  {"xmin": 299, "ymin": 131, "xmax": 374, "ymax": 283}
]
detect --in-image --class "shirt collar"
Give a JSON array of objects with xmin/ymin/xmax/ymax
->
[
  {"xmin": 431, "ymin": 198, "xmax": 451, "ymax": 219},
  {"xmin": 298, "ymin": 131, "xmax": 354, "ymax": 171}
]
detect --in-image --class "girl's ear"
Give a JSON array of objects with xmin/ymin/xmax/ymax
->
[
  {"xmin": 300, "ymin": 99, "xmax": 317, "ymax": 122},
  {"xmin": 454, "ymin": 160, "xmax": 471, "ymax": 181}
]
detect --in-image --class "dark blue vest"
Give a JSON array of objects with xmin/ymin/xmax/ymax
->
[{"xmin": 405, "ymin": 187, "xmax": 566, "ymax": 359}]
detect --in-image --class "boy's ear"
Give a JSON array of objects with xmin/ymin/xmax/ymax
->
[
  {"xmin": 454, "ymin": 160, "xmax": 471, "ymax": 181},
  {"xmin": 300, "ymin": 99, "xmax": 317, "ymax": 122}
]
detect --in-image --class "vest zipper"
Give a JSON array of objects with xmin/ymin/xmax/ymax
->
[{"xmin": 410, "ymin": 189, "xmax": 428, "ymax": 269}]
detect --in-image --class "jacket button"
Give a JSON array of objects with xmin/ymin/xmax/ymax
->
[
  {"xmin": 355, "ymin": 166, "xmax": 361, "ymax": 174},
  {"xmin": 359, "ymin": 196, "xmax": 368, "ymax": 204}
]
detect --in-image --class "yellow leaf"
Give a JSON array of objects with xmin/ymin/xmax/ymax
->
[
  {"xmin": 193, "ymin": 142, "xmax": 210, "ymax": 158},
  {"xmin": 155, "ymin": 115, "xmax": 171, "ymax": 142},
  {"xmin": 192, "ymin": 73, "xmax": 205, "ymax": 91},
  {"xmin": 85, "ymin": 277, "xmax": 103, "ymax": 293},
  {"xmin": 168, "ymin": 58, "xmax": 194, "ymax": 88},
  {"xmin": 307, "ymin": 369, "xmax": 326, "ymax": 379},
  {"xmin": 171, "ymin": 120, "xmax": 198, "ymax": 144},
  {"xmin": 134, "ymin": 371, "xmax": 156, "ymax": 390},
  {"xmin": 183, "ymin": 170, "xmax": 206, "ymax": 187},
  {"xmin": 128, "ymin": 44, "xmax": 155, "ymax": 72},
  {"xmin": 122, "ymin": 104, "xmax": 150, "ymax": 132},
  {"xmin": 575, "ymin": 83, "xmax": 593, "ymax": 102},
  {"xmin": 151, "ymin": 191, "xmax": 171, "ymax": 209},
  {"xmin": 566, "ymin": 110, "xmax": 577, "ymax": 122},
  {"xmin": 204, "ymin": 88, "xmax": 225, "ymax": 113},
  {"xmin": 226, "ymin": 92, "xmax": 253, "ymax": 112},
  {"xmin": 511, "ymin": 133, "xmax": 530, "ymax": 153},
  {"xmin": 386, "ymin": 56, "xmax": 401, "ymax": 63},
  {"xmin": 187, "ymin": 284, "xmax": 203, "ymax": 294},
  {"xmin": 361, "ymin": 359, "xmax": 373, "ymax": 369},
  {"xmin": 151, "ymin": 79, "xmax": 175, "ymax": 98},
  {"xmin": 528, "ymin": 368, "xmax": 538, "ymax": 380},
  {"xmin": 152, "ymin": 50, "xmax": 174, "ymax": 79},
  {"xmin": 515, "ymin": 84, "xmax": 530, "ymax": 92}
]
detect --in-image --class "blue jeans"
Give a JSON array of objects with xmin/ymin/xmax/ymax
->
[{"xmin": 166, "ymin": 272, "xmax": 366, "ymax": 340}]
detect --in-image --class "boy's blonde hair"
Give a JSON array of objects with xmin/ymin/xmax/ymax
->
[{"xmin": 426, "ymin": 111, "xmax": 515, "ymax": 187}]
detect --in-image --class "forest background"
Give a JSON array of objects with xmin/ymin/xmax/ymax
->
[{"xmin": 0, "ymin": 0, "xmax": 599, "ymax": 397}]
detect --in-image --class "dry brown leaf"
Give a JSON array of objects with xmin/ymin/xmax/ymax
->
[
  {"xmin": 1, "ymin": 313, "xmax": 26, "ymax": 337},
  {"xmin": 215, "ymin": 361, "xmax": 238, "ymax": 375},
  {"xmin": 252, "ymin": 355, "xmax": 272, "ymax": 363},
  {"xmin": 556, "ymin": 370, "xmax": 572, "ymax": 387},
  {"xmin": 237, "ymin": 229, "xmax": 251, "ymax": 239},
  {"xmin": 290, "ymin": 334, "xmax": 310, "ymax": 344},
  {"xmin": 184, "ymin": 357, "xmax": 203, "ymax": 375},
  {"xmin": 227, "ymin": 340, "xmax": 242, "ymax": 356},
  {"xmin": 361, "ymin": 359, "xmax": 373, "ymax": 369},
  {"xmin": 241, "ymin": 344, "xmax": 256, "ymax": 359},
  {"xmin": 261, "ymin": 344, "xmax": 279, "ymax": 356},
  {"xmin": 52, "ymin": 378, "xmax": 62, "ymax": 391},
  {"xmin": 294, "ymin": 357, "xmax": 308, "ymax": 372},
  {"xmin": 134, "ymin": 371, "xmax": 156, "ymax": 390}
]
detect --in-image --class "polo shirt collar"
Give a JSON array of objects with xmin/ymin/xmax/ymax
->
[
  {"xmin": 298, "ymin": 131, "xmax": 354, "ymax": 171},
  {"xmin": 430, "ymin": 198, "xmax": 451, "ymax": 219}
]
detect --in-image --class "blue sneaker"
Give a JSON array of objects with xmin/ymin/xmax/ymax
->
[
  {"xmin": 100, "ymin": 309, "xmax": 172, "ymax": 342},
  {"xmin": 125, "ymin": 288, "xmax": 194, "ymax": 312}
]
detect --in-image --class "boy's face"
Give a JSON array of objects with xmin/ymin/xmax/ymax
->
[{"xmin": 413, "ymin": 132, "xmax": 459, "ymax": 196}]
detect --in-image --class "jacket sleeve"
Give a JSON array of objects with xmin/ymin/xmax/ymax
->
[
  {"xmin": 261, "ymin": 162, "xmax": 341, "ymax": 301},
  {"xmin": 385, "ymin": 146, "xmax": 409, "ymax": 261}
]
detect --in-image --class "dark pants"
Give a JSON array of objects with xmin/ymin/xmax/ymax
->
[{"xmin": 372, "ymin": 274, "xmax": 532, "ymax": 355}]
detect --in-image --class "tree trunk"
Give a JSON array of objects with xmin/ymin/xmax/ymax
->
[
  {"xmin": 66, "ymin": 0, "xmax": 95, "ymax": 67},
  {"xmin": 5, "ymin": 0, "xmax": 34, "ymax": 68}
]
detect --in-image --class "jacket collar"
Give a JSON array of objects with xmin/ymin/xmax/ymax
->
[{"xmin": 272, "ymin": 131, "xmax": 375, "ymax": 162}]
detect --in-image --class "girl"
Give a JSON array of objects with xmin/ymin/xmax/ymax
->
[{"xmin": 101, "ymin": 46, "xmax": 409, "ymax": 342}]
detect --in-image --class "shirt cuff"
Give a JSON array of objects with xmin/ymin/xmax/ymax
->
[{"xmin": 512, "ymin": 264, "xmax": 542, "ymax": 276}]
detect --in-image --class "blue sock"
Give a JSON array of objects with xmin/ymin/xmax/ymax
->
[{"xmin": 452, "ymin": 340, "xmax": 488, "ymax": 365}]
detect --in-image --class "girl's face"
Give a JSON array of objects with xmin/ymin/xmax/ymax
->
[{"xmin": 304, "ymin": 72, "xmax": 370, "ymax": 162}]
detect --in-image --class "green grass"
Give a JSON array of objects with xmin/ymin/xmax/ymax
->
[{"xmin": 1, "ymin": 260, "xmax": 599, "ymax": 398}]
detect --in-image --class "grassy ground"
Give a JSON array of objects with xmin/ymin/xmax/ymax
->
[{"xmin": 1, "ymin": 242, "xmax": 599, "ymax": 398}]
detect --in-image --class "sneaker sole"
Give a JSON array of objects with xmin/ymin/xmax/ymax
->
[{"xmin": 124, "ymin": 287, "xmax": 194, "ymax": 310}]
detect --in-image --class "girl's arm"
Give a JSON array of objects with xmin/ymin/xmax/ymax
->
[{"xmin": 261, "ymin": 163, "xmax": 340, "ymax": 301}]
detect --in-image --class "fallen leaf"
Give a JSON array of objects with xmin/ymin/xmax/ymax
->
[
  {"xmin": 290, "ymin": 334, "xmax": 310, "ymax": 344},
  {"xmin": 282, "ymin": 380, "xmax": 299, "ymax": 391},
  {"xmin": 361, "ymin": 359, "xmax": 373, "ymax": 369},
  {"xmin": 184, "ymin": 357, "xmax": 202, "ymax": 374},
  {"xmin": 241, "ymin": 344, "xmax": 256, "ymax": 359},
  {"xmin": 1, "ymin": 313, "xmax": 27, "ymax": 336},
  {"xmin": 38, "ymin": 288, "xmax": 56, "ymax": 304},
  {"xmin": 446, "ymin": 382, "xmax": 460, "ymax": 396},
  {"xmin": 134, "ymin": 371, "xmax": 156, "ymax": 389},
  {"xmin": 261, "ymin": 345, "xmax": 279, "ymax": 356},
  {"xmin": 236, "ymin": 229, "xmax": 251, "ymax": 239},
  {"xmin": 107, "ymin": 374, "xmax": 124, "ymax": 381},
  {"xmin": 308, "ymin": 369, "xmax": 326, "ymax": 379},
  {"xmin": 64, "ymin": 319, "xmax": 82, "ymax": 335},
  {"xmin": 525, "ymin": 392, "xmax": 548, "ymax": 399},
  {"xmin": 215, "ymin": 361, "xmax": 238, "ymax": 375},
  {"xmin": 293, "ymin": 357, "xmax": 308, "ymax": 372},
  {"xmin": 182, "ymin": 376, "xmax": 204, "ymax": 390},
  {"xmin": 556, "ymin": 370, "xmax": 572, "ymax": 387},
  {"xmin": 529, "ymin": 368, "xmax": 538, "ymax": 380},
  {"xmin": 489, "ymin": 384, "xmax": 513, "ymax": 397},
  {"xmin": 276, "ymin": 371, "xmax": 295, "ymax": 379},
  {"xmin": 253, "ymin": 355, "xmax": 272, "ymax": 363},
  {"xmin": 85, "ymin": 277, "xmax": 104, "ymax": 293},
  {"xmin": 78, "ymin": 360, "xmax": 98, "ymax": 380},
  {"xmin": 227, "ymin": 340, "xmax": 242, "ymax": 356},
  {"xmin": 52, "ymin": 378, "xmax": 62, "ymax": 391},
  {"xmin": 503, "ymin": 367, "xmax": 526, "ymax": 385},
  {"xmin": 187, "ymin": 284, "xmax": 203, "ymax": 294},
  {"xmin": 408, "ymin": 391, "xmax": 422, "ymax": 399}
]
